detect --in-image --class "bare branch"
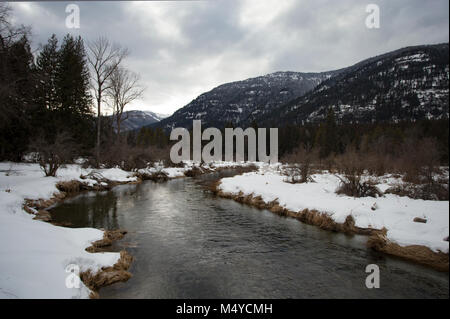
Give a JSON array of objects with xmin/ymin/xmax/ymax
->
[
  {"xmin": 106, "ymin": 66, "xmax": 145, "ymax": 136},
  {"xmin": 86, "ymin": 36, "xmax": 129, "ymax": 163}
]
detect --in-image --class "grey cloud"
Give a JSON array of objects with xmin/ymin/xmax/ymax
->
[{"xmin": 9, "ymin": 0, "xmax": 449, "ymax": 114}]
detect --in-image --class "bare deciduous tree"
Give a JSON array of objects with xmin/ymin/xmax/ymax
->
[
  {"xmin": 106, "ymin": 66, "xmax": 144, "ymax": 137},
  {"xmin": 0, "ymin": 3, "xmax": 30, "ymax": 47},
  {"xmin": 87, "ymin": 36, "xmax": 128, "ymax": 164},
  {"xmin": 29, "ymin": 132, "xmax": 77, "ymax": 177}
]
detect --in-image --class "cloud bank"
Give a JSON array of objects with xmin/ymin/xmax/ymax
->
[{"xmin": 10, "ymin": 0, "xmax": 449, "ymax": 115}]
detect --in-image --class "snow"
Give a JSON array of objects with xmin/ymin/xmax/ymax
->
[
  {"xmin": 96, "ymin": 167, "xmax": 137, "ymax": 182},
  {"xmin": 3, "ymin": 160, "xmax": 447, "ymax": 298},
  {"xmin": 0, "ymin": 162, "xmax": 137, "ymax": 299},
  {"xmin": 219, "ymin": 166, "xmax": 449, "ymax": 253},
  {"xmin": 136, "ymin": 160, "xmax": 259, "ymax": 178}
]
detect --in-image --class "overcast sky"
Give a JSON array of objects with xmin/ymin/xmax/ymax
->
[{"xmin": 8, "ymin": 0, "xmax": 450, "ymax": 115}]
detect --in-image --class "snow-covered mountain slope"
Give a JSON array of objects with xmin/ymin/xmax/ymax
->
[
  {"xmin": 157, "ymin": 71, "xmax": 336, "ymax": 130},
  {"xmin": 264, "ymin": 43, "xmax": 449, "ymax": 125},
  {"xmin": 111, "ymin": 110, "xmax": 170, "ymax": 132}
]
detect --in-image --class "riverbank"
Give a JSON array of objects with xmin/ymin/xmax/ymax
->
[
  {"xmin": 0, "ymin": 162, "xmax": 141, "ymax": 298},
  {"xmin": 2, "ymin": 161, "xmax": 448, "ymax": 298},
  {"xmin": 0, "ymin": 161, "xmax": 257, "ymax": 298},
  {"xmin": 215, "ymin": 165, "xmax": 449, "ymax": 271}
]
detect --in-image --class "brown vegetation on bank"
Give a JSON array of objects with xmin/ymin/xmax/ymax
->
[
  {"xmin": 215, "ymin": 188, "xmax": 376, "ymax": 236},
  {"xmin": 80, "ymin": 250, "xmax": 133, "ymax": 299},
  {"xmin": 367, "ymin": 230, "xmax": 449, "ymax": 271},
  {"xmin": 184, "ymin": 166, "xmax": 207, "ymax": 177},
  {"xmin": 134, "ymin": 170, "xmax": 169, "ymax": 182},
  {"xmin": 213, "ymin": 182, "xmax": 448, "ymax": 272},
  {"xmin": 85, "ymin": 229, "xmax": 128, "ymax": 252},
  {"xmin": 22, "ymin": 177, "xmax": 137, "ymax": 297}
]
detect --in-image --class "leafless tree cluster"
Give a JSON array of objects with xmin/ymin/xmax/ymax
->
[
  {"xmin": 106, "ymin": 67, "xmax": 144, "ymax": 136},
  {"xmin": 87, "ymin": 36, "xmax": 147, "ymax": 165},
  {"xmin": 87, "ymin": 37, "xmax": 128, "ymax": 162},
  {"xmin": 28, "ymin": 133, "xmax": 77, "ymax": 177},
  {"xmin": 0, "ymin": 3, "xmax": 30, "ymax": 46}
]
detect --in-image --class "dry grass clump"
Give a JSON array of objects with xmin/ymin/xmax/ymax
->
[
  {"xmin": 184, "ymin": 166, "xmax": 204, "ymax": 177},
  {"xmin": 33, "ymin": 210, "xmax": 52, "ymax": 222},
  {"xmin": 231, "ymin": 164, "xmax": 258, "ymax": 174},
  {"xmin": 24, "ymin": 197, "xmax": 58, "ymax": 210},
  {"xmin": 80, "ymin": 250, "xmax": 133, "ymax": 297},
  {"xmin": 56, "ymin": 180, "xmax": 82, "ymax": 194},
  {"xmin": 213, "ymin": 181, "xmax": 371, "ymax": 236},
  {"xmin": 86, "ymin": 229, "xmax": 127, "ymax": 252},
  {"xmin": 367, "ymin": 230, "xmax": 449, "ymax": 272},
  {"xmin": 135, "ymin": 170, "xmax": 169, "ymax": 182}
]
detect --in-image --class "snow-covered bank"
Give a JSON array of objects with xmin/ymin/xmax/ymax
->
[
  {"xmin": 0, "ymin": 160, "xmax": 258, "ymax": 298},
  {"xmin": 136, "ymin": 160, "xmax": 259, "ymax": 179},
  {"xmin": 0, "ymin": 162, "xmax": 137, "ymax": 299},
  {"xmin": 218, "ymin": 166, "xmax": 449, "ymax": 254}
]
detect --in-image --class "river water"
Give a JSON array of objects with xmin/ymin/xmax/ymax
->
[{"xmin": 49, "ymin": 171, "xmax": 449, "ymax": 298}]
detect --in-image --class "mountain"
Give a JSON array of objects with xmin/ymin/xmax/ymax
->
[
  {"xmin": 111, "ymin": 110, "xmax": 170, "ymax": 132},
  {"xmin": 156, "ymin": 71, "xmax": 337, "ymax": 130},
  {"xmin": 155, "ymin": 43, "xmax": 448, "ymax": 131},
  {"xmin": 262, "ymin": 43, "xmax": 449, "ymax": 125}
]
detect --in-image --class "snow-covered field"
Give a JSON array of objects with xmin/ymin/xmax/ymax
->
[
  {"xmin": 0, "ymin": 162, "xmax": 137, "ymax": 299},
  {"xmin": 219, "ymin": 165, "xmax": 449, "ymax": 253}
]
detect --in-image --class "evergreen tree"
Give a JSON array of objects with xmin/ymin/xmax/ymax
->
[
  {"xmin": 0, "ymin": 33, "xmax": 36, "ymax": 160},
  {"xmin": 57, "ymin": 34, "xmax": 92, "ymax": 118},
  {"xmin": 56, "ymin": 34, "xmax": 93, "ymax": 150},
  {"xmin": 35, "ymin": 34, "xmax": 59, "ymax": 111}
]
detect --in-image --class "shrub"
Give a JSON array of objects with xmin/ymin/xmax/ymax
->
[
  {"xmin": 28, "ymin": 132, "xmax": 77, "ymax": 177},
  {"xmin": 335, "ymin": 149, "xmax": 382, "ymax": 198},
  {"xmin": 283, "ymin": 165, "xmax": 313, "ymax": 184},
  {"xmin": 282, "ymin": 146, "xmax": 316, "ymax": 183}
]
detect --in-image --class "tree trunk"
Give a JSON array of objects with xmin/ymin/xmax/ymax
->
[{"xmin": 96, "ymin": 94, "xmax": 101, "ymax": 166}]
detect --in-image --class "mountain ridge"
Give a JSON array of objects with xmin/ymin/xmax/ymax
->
[
  {"xmin": 110, "ymin": 110, "xmax": 170, "ymax": 132},
  {"xmin": 153, "ymin": 43, "xmax": 449, "ymax": 130},
  {"xmin": 155, "ymin": 70, "xmax": 338, "ymax": 130}
]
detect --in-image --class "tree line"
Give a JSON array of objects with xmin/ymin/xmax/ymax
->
[
  {"xmin": 0, "ymin": 3, "xmax": 143, "ymax": 166},
  {"xmin": 1, "ymin": 3, "xmax": 448, "ymax": 179}
]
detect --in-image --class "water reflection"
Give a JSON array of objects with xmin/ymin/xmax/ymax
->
[{"xmin": 51, "ymin": 190, "xmax": 121, "ymax": 229}]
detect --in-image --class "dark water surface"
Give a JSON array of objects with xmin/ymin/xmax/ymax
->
[{"xmin": 49, "ymin": 171, "xmax": 449, "ymax": 298}]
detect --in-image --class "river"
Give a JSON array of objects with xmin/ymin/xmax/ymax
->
[{"xmin": 49, "ymin": 170, "xmax": 449, "ymax": 298}]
